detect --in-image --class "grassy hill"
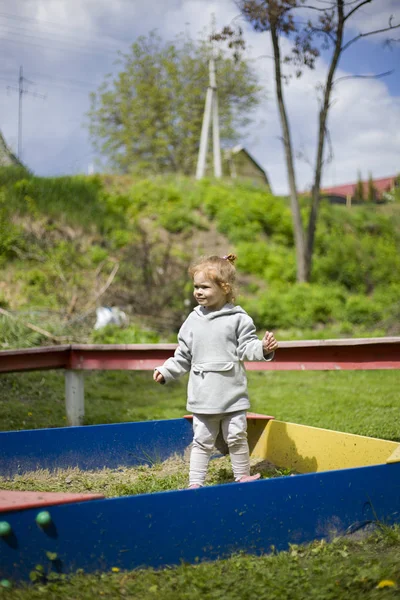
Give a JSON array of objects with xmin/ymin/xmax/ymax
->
[{"xmin": 1, "ymin": 165, "xmax": 399, "ymax": 348}]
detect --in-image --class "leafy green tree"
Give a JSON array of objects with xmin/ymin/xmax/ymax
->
[
  {"xmin": 354, "ymin": 171, "xmax": 364, "ymax": 202},
  {"xmin": 87, "ymin": 31, "xmax": 261, "ymax": 175},
  {"xmin": 395, "ymin": 175, "xmax": 400, "ymax": 202},
  {"xmin": 367, "ymin": 172, "xmax": 376, "ymax": 203}
]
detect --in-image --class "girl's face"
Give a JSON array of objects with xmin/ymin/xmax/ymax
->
[{"xmin": 193, "ymin": 271, "xmax": 228, "ymax": 311}]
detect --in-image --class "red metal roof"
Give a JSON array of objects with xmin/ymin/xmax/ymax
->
[{"xmin": 320, "ymin": 176, "xmax": 396, "ymax": 198}]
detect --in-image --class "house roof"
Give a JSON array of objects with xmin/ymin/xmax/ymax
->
[
  {"xmin": 0, "ymin": 130, "xmax": 21, "ymax": 167},
  {"xmin": 320, "ymin": 176, "xmax": 396, "ymax": 198},
  {"xmin": 225, "ymin": 145, "xmax": 271, "ymax": 187}
]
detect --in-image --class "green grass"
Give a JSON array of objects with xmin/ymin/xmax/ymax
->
[
  {"xmin": 0, "ymin": 455, "xmax": 284, "ymax": 496},
  {"xmin": 1, "ymin": 369, "xmax": 399, "ymax": 441},
  {"xmin": 3, "ymin": 527, "xmax": 400, "ymax": 599}
]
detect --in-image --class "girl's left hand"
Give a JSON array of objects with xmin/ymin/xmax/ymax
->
[{"xmin": 262, "ymin": 331, "xmax": 278, "ymax": 354}]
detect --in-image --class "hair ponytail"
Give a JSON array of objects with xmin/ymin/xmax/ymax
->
[{"xmin": 222, "ymin": 253, "xmax": 237, "ymax": 264}]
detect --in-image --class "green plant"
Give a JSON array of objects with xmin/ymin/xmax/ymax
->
[
  {"xmin": 241, "ymin": 284, "xmax": 346, "ymax": 330},
  {"xmin": 0, "ymin": 164, "xmax": 31, "ymax": 186},
  {"xmin": 90, "ymin": 324, "xmax": 160, "ymax": 344},
  {"xmin": 0, "ymin": 191, "xmax": 24, "ymax": 263},
  {"xmin": 0, "ymin": 315, "xmax": 45, "ymax": 349},
  {"xmin": 344, "ymin": 295, "xmax": 383, "ymax": 326}
]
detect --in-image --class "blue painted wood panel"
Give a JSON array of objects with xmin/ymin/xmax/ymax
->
[
  {"xmin": 1, "ymin": 462, "xmax": 399, "ymax": 582},
  {"xmin": 0, "ymin": 419, "xmax": 193, "ymax": 476}
]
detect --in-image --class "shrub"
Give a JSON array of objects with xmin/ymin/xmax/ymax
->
[
  {"xmin": 0, "ymin": 315, "xmax": 47, "ymax": 349},
  {"xmin": 6, "ymin": 174, "xmax": 110, "ymax": 230},
  {"xmin": 91, "ymin": 324, "xmax": 161, "ymax": 344},
  {"xmin": 0, "ymin": 165, "xmax": 31, "ymax": 187},
  {"xmin": 201, "ymin": 181, "xmax": 293, "ymax": 245},
  {"xmin": 90, "ymin": 245, "xmax": 109, "ymax": 265},
  {"xmin": 236, "ymin": 241, "xmax": 271, "ymax": 276},
  {"xmin": 241, "ymin": 284, "xmax": 346, "ymax": 330},
  {"xmin": 0, "ymin": 191, "xmax": 24, "ymax": 263},
  {"xmin": 0, "ymin": 293, "xmax": 9, "ymax": 309},
  {"xmin": 127, "ymin": 179, "xmax": 201, "ymax": 233},
  {"xmin": 236, "ymin": 241, "xmax": 296, "ymax": 284},
  {"xmin": 313, "ymin": 204, "xmax": 400, "ymax": 292},
  {"xmin": 344, "ymin": 295, "xmax": 384, "ymax": 326}
]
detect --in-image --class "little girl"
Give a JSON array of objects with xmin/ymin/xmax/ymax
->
[{"xmin": 153, "ymin": 254, "xmax": 278, "ymax": 488}]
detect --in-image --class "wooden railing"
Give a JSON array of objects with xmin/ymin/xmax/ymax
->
[{"xmin": 1, "ymin": 338, "xmax": 399, "ymax": 426}]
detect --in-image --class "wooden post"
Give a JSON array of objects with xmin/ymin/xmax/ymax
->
[
  {"xmin": 210, "ymin": 59, "xmax": 221, "ymax": 178},
  {"xmin": 195, "ymin": 85, "xmax": 213, "ymax": 180},
  {"xmin": 65, "ymin": 370, "xmax": 85, "ymax": 426},
  {"xmin": 196, "ymin": 57, "xmax": 221, "ymax": 179},
  {"xmin": 346, "ymin": 194, "xmax": 352, "ymax": 208}
]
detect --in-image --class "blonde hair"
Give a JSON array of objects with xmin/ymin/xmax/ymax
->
[{"xmin": 188, "ymin": 253, "xmax": 237, "ymax": 302}]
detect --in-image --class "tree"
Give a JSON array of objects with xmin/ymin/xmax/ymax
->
[
  {"xmin": 214, "ymin": 1, "xmax": 399, "ymax": 281},
  {"xmin": 367, "ymin": 172, "xmax": 376, "ymax": 203},
  {"xmin": 87, "ymin": 31, "xmax": 261, "ymax": 176},
  {"xmin": 354, "ymin": 170, "xmax": 364, "ymax": 202}
]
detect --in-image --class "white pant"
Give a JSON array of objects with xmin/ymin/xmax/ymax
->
[{"xmin": 189, "ymin": 411, "xmax": 250, "ymax": 486}]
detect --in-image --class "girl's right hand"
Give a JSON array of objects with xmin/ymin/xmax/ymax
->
[{"xmin": 153, "ymin": 369, "xmax": 166, "ymax": 384}]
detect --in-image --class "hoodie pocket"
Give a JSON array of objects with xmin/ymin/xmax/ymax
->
[{"xmin": 192, "ymin": 362, "xmax": 234, "ymax": 374}]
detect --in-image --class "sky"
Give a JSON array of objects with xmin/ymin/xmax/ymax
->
[{"xmin": 1, "ymin": 0, "xmax": 399, "ymax": 194}]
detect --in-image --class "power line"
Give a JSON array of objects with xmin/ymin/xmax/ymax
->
[
  {"xmin": 2, "ymin": 68, "xmax": 101, "ymax": 89},
  {"xmin": 0, "ymin": 15, "xmax": 125, "ymax": 51},
  {"xmin": 0, "ymin": 75, "xmax": 15, "ymax": 85},
  {"xmin": 1, "ymin": 69, "xmax": 104, "ymax": 99},
  {"xmin": 32, "ymin": 81, "xmax": 91, "ymax": 94},
  {"xmin": 28, "ymin": 72, "xmax": 100, "ymax": 89},
  {"xmin": 0, "ymin": 35, "xmax": 119, "ymax": 60},
  {"xmin": 0, "ymin": 25, "xmax": 123, "ymax": 57},
  {"xmin": 0, "ymin": 10, "xmax": 96, "ymax": 34}
]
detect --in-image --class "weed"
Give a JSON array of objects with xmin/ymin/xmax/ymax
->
[{"xmin": 5, "ymin": 526, "xmax": 400, "ymax": 599}]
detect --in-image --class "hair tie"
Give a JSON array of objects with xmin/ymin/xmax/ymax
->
[{"xmin": 221, "ymin": 253, "xmax": 237, "ymax": 264}]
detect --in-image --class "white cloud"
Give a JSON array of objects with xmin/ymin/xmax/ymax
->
[{"xmin": 163, "ymin": 0, "xmax": 238, "ymax": 38}]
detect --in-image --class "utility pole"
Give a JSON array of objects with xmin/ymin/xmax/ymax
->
[
  {"xmin": 7, "ymin": 66, "xmax": 46, "ymax": 161},
  {"xmin": 196, "ymin": 19, "xmax": 222, "ymax": 180},
  {"xmin": 18, "ymin": 66, "xmax": 23, "ymax": 160}
]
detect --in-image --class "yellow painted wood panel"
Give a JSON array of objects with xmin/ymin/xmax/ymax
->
[
  {"xmin": 387, "ymin": 445, "xmax": 400, "ymax": 464},
  {"xmin": 250, "ymin": 420, "xmax": 398, "ymax": 473}
]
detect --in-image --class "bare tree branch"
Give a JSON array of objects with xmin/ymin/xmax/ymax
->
[
  {"xmin": 295, "ymin": 145, "xmax": 313, "ymax": 168},
  {"xmin": 333, "ymin": 69, "xmax": 394, "ymax": 85},
  {"xmin": 344, "ymin": 0, "xmax": 372, "ymax": 21},
  {"xmin": 296, "ymin": 5, "xmax": 334, "ymax": 11},
  {"xmin": 252, "ymin": 53, "xmax": 276, "ymax": 61},
  {"xmin": 384, "ymin": 37, "xmax": 400, "ymax": 48},
  {"xmin": 83, "ymin": 262, "xmax": 120, "ymax": 311},
  {"xmin": 308, "ymin": 26, "xmax": 336, "ymax": 44},
  {"xmin": 342, "ymin": 22, "xmax": 400, "ymax": 52}
]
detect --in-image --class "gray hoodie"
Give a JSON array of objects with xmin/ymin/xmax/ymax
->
[{"xmin": 156, "ymin": 304, "xmax": 274, "ymax": 414}]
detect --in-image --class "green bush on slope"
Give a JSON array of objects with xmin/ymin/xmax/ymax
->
[{"xmin": 1, "ymin": 169, "xmax": 399, "ymax": 346}]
